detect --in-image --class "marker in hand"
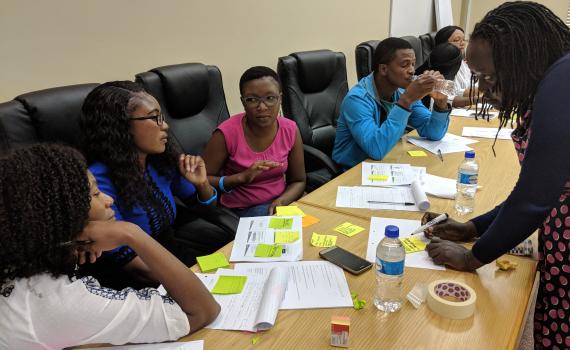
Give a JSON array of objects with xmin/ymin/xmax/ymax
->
[{"xmin": 410, "ymin": 213, "xmax": 448, "ymax": 235}]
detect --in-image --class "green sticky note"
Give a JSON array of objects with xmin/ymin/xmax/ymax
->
[
  {"xmin": 408, "ymin": 150, "xmax": 428, "ymax": 157},
  {"xmin": 274, "ymin": 230, "xmax": 299, "ymax": 244},
  {"xmin": 211, "ymin": 275, "xmax": 248, "ymax": 295},
  {"xmin": 401, "ymin": 236, "xmax": 427, "ymax": 254},
  {"xmin": 334, "ymin": 222, "xmax": 365, "ymax": 237},
  {"xmin": 254, "ymin": 244, "xmax": 283, "ymax": 257},
  {"xmin": 368, "ymin": 174, "xmax": 389, "ymax": 181},
  {"xmin": 268, "ymin": 217, "xmax": 294, "ymax": 229},
  {"xmin": 275, "ymin": 206, "xmax": 305, "ymax": 217},
  {"xmin": 310, "ymin": 232, "xmax": 337, "ymax": 247},
  {"xmin": 196, "ymin": 252, "xmax": 229, "ymax": 272}
]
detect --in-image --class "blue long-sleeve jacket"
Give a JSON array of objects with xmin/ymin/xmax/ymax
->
[{"xmin": 332, "ymin": 73, "xmax": 450, "ymax": 170}]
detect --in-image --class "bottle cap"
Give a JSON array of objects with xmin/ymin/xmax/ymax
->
[
  {"xmin": 385, "ymin": 225, "xmax": 399, "ymax": 238},
  {"xmin": 465, "ymin": 150, "xmax": 475, "ymax": 159}
]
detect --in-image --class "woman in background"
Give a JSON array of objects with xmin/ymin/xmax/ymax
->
[
  {"xmin": 202, "ymin": 66, "xmax": 305, "ymax": 217},
  {"xmin": 0, "ymin": 144, "xmax": 219, "ymax": 349}
]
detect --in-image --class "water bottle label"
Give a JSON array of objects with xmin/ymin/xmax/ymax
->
[
  {"xmin": 458, "ymin": 172, "xmax": 478, "ymax": 185},
  {"xmin": 376, "ymin": 258, "xmax": 404, "ymax": 275}
]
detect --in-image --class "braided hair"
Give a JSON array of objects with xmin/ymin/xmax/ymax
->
[
  {"xmin": 80, "ymin": 81, "xmax": 178, "ymax": 237},
  {"xmin": 470, "ymin": 1, "xmax": 570, "ymax": 128},
  {"xmin": 0, "ymin": 144, "xmax": 90, "ymax": 293}
]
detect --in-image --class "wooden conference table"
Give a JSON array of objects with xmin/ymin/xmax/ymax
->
[{"xmin": 176, "ymin": 116, "xmax": 537, "ymax": 349}]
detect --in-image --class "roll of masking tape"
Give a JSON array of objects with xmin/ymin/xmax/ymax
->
[{"xmin": 426, "ymin": 280, "xmax": 476, "ymax": 319}]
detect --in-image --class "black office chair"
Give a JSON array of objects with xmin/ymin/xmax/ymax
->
[
  {"xmin": 277, "ymin": 49, "xmax": 348, "ymax": 192},
  {"xmin": 0, "ymin": 84, "xmax": 98, "ymax": 149},
  {"xmin": 355, "ymin": 40, "xmax": 381, "ymax": 81},
  {"xmin": 135, "ymin": 63, "xmax": 230, "ymax": 155},
  {"xmin": 419, "ymin": 31, "xmax": 437, "ymax": 61},
  {"xmin": 400, "ymin": 35, "xmax": 426, "ymax": 68}
]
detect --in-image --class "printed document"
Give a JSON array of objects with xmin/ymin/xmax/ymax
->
[
  {"xmin": 234, "ymin": 261, "xmax": 353, "ymax": 309},
  {"xmin": 336, "ymin": 181, "xmax": 429, "ymax": 211},
  {"xmin": 366, "ymin": 217, "xmax": 445, "ymax": 271},
  {"xmin": 407, "ymin": 133, "xmax": 477, "ymax": 154},
  {"xmin": 462, "ymin": 126, "xmax": 513, "ymax": 140},
  {"xmin": 82, "ymin": 341, "xmax": 204, "ymax": 350},
  {"xmin": 230, "ymin": 216, "xmax": 303, "ymax": 262}
]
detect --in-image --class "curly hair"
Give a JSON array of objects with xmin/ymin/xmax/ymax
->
[
  {"xmin": 470, "ymin": 1, "xmax": 570, "ymax": 128},
  {"xmin": 80, "ymin": 81, "xmax": 178, "ymax": 237},
  {"xmin": 0, "ymin": 144, "xmax": 90, "ymax": 292}
]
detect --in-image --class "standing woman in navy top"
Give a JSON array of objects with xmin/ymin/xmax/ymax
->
[
  {"xmin": 422, "ymin": 2, "xmax": 570, "ymax": 348},
  {"xmin": 80, "ymin": 81, "xmax": 235, "ymax": 289}
]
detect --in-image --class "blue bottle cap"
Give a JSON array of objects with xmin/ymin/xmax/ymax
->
[
  {"xmin": 465, "ymin": 150, "xmax": 475, "ymax": 159},
  {"xmin": 385, "ymin": 225, "xmax": 399, "ymax": 238}
]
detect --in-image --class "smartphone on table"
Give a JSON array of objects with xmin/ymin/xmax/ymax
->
[{"xmin": 319, "ymin": 246, "xmax": 373, "ymax": 275}]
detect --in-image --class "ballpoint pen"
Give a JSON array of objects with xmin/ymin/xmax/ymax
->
[
  {"xmin": 410, "ymin": 213, "xmax": 448, "ymax": 235},
  {"xmin": 367, "ymin": 200, "xmax": 415, "ymax": 206},
  {"xmin": 437, "ymin": 149, "xmax": 444, "ymax": 162}
]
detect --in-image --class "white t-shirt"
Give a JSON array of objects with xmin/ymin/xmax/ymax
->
[
  {"xmin": 0, "ymin": 274, "xmax": 190, "ymax": 350},
  {"xmin": 454, "ymin": 60, "xmax": 473, "ymax": 96}
]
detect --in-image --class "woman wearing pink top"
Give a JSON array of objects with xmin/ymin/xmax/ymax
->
[{"xmin": 203, "ymin": 66, "xmax": 306, "ymax": 217}]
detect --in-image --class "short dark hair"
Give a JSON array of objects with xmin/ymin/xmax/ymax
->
[
  {"xmin": 239, "ymin": 66, "xmax": 281, "ymax": 94},
  {"xmin": 372, "ymin": 37, "xmax": 413, "ymax": 74},
  {"xmin": 0, "ymin": 144, "xmax": 90, "ymax": 292},
  {"xmin": 416, "ymin": 43, "xmax": 462, "ymax": 80},
  {"xmin": 435, "ymin": 25, "xmax": 464, "ymax": 46}
]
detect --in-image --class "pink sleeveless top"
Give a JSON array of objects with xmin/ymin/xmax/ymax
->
[{"xmin": 217, "ymin": 113, "xmax": 297, "ymax": 208}]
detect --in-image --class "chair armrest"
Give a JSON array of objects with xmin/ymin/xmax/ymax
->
[{"xmin": 303, "ymin": 144, "xmax": 340, "ymax": 175}]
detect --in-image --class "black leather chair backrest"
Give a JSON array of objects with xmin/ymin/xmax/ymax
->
[
  {"xmin": 400, "ymin": 35, "xmax": 425, "ymax": 68},
  {"xmin": 355, "ymin": 40, "xmax": 381, "ymax": 81},
  {"xmin": 0, "ymin": 84, "xmax": 97, "ymax": 149},
  {"xmin": 135, "ymin": 63, "xmax": 229, "ymax": 155},
  {"xmin": 277, "ymin": 50, "xmax": 348, "ymax": 157},
  {"xmin": 419, "ymin": 32, "xmax": 437, "ymax": 61}
]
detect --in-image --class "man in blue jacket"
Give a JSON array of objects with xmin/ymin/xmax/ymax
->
[{"xmin": 332, "ymin": 37, "xmax": 450, "ymax": 170}]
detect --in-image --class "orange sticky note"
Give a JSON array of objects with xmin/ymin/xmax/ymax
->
[{"xmin": 302, "ymin": 214, "xmax": 320, "ymax": 227}]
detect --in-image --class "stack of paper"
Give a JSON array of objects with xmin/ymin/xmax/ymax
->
[
  {"xmin": 366, "ymin": 217, "xmax": 445, "ymax": 271},
  {"xmin": 229, "ymin": 216, "xmax": 303, "ymax": 262},
  {"xmin": 234, "ymin": 261, "xmax": 353, "ymax": 309},
  {"xmin": 200, "ymin": 268, "xmax": 289, "ymax": 332},
  {"xmin": 336, "ymin": 180, "xmax": 429, "ymax": 211},
  {"xmin": 462, "ymin": 126, "xmax": 513, "ymax": 140},
  {"xmin": 407, "ymin": 133, "xmax": 478, "ymax": 155}
]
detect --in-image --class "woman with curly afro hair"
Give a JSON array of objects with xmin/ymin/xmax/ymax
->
[
  {"xmin": 80, "ymin": 81, "xmax": 236, "ymax": 289},
  {"xmin": 0, "ymin": 144, "xmax": 219, "ymax": 349}
]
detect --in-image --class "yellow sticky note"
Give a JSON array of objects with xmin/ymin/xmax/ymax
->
[
  {"xmin": 367, "ymin": 175, "xmax": 389, "ymax": 181},
  {"xmin": 401, "ymin": 236, "xmax": 428, "ymax": 254},
  {"xmin": 302, "ymin": 214, "xmax": 320, "ymax": 227},
  {"xmin": 408, "ymin": 150, "xmax": 428, "ymax": 157},
  {"xmin": 311, "ymin": 232, "xmax": 337, "ymax": 247},
  {"xmin": 274, "ymin": 230, "xmax": 299, "ymax": 244},
  {"xmin": 211, "ymin": 275, "xmax": 247, "ymax": 294},
  {"xmin": 334, "ymin": 222, "xmax": 365, "ymax": 237},
  {"xmin": 196, "ymin": 252, "xmax": 229, "ymax": 272},
  {"xmin": 268, "ymin": 217, "xmax": 294, "ymax": 229},
  {"xmin": 255, "ymin": 244, "xmax": 283, "ymax": 257},
  {"xmin": 276, "ymin": 206, "xmax": 305, "ymax": 217}
]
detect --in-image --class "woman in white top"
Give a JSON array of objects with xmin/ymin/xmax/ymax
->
[
  {"xmin": 0, "ymin": 144, "xmax": 220, "ymax": 350},
  {"xmin": 435, "ymin": 25, "xmax": 478, "ymax": 107}
]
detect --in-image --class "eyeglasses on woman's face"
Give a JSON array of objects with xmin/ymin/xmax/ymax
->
[
  {"xmin": 241, "ymin": 95, "xmax": 281, "ymax": 108},
  {"xmin": 130, "ymin": 112, "xmax": 165, "ymax": 126}
]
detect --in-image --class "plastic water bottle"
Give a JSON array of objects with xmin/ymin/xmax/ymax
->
[
  {"xmin": 374, "ymin": 225, "xmax": 405, "ymax": 312},
  {"xmin": 455, "ymin": 150, "xmax": 479, "ymax": 215}
]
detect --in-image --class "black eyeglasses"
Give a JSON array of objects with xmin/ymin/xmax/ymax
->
[
  {"xmin": 130, "ymin": 113, "xmax": 165, "ymax": 126},
  {"xmin": 241, "ymin": 95, "xmax": 281, "ymax": 108}
]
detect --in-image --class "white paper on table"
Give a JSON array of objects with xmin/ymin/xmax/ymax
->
[
  {"xmin": 81, "ymin": 341, "xmax": 204, "ymax": 350},
  {"xmin": 407, "ymin": 133, "xmax": 477, "ymax": 155},
  {"xmin": 199, "ymin": 267, "xmax": 289, "ymax": 332},
  {"xmin": 422, "ymin": 173, "xmax": 456, "ymax": 199},
  {"xmin": 366, "ymin": 217, "xmax": 445, "ymax": 271},
  {"xmin": 336, "ymin": 180, "xmax": 429, "ymax": 212},
  {"xmin": 229, "ymin": 216, "xmax": 303, "ymax": 262},
  {"xmin": 462, "ymin": 126, "xmax": 513, "ymax": 140},
  {"xmin": 452, "ymin": 108, "xmax": 498, "ymax": 120},
  {"xmin": 361, "ymin": 162, "xmax": 415, "ymax": 186},
  {"xmin": 234, "ymin": 261, "xmax": 353, "ymax": 310}
]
